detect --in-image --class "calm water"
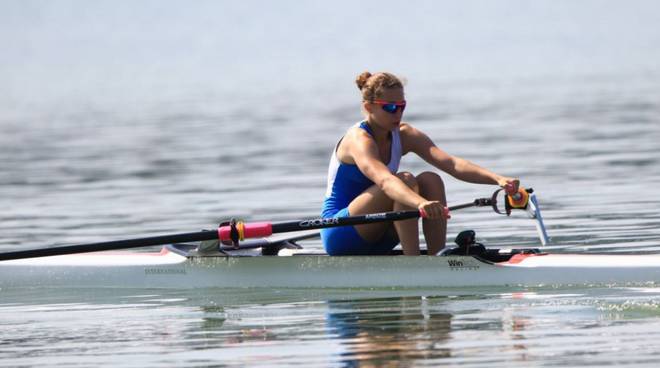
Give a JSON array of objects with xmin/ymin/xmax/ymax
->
[{"xmin": 2, "ymin": 0, "xmax": 660, "ymax": 366}]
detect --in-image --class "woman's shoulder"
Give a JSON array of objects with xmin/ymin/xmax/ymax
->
[
  {"xmin": 398, "ymin": 122, "xmax": 433, "ymax": 154},
  {"xmin": 336, "ymin": 123, "xmax": 373, "ymax": 160},
  {"xmin": 398, "ymin": 122, "xmax": 420, "ymax": 137},
  {"xmin": 345, "ymin": 123, "xmax": 373, "ymax": 140}
]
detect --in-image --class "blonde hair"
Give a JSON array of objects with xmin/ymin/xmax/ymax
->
[{"xmin": 355, "ymin": 71, "xmax": 404, "ymax": 101}]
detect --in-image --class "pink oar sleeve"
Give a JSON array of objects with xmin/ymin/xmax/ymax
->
[{"xmin": 218, "ymin": 222, "xmax": 273, "ymax": 242}]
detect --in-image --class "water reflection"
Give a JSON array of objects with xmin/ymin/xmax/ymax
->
[
  {"xmin": 6, "ymin": 287, "xmax": 660, "ymax": 366},
  {"xmin": 326, "ymin": 296, "xmax": 452, "ymax": 367}
]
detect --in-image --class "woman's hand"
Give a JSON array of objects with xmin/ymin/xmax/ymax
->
[
  {"xmin": 497, "ymin": 177, "xmax": 520, "ymax": 195},
  {"xmin": 417, "ymin": 200, "xmax": 450, "ymax": 220}
]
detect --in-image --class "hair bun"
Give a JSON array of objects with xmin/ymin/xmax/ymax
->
[{"xmin": 355, "ymin": 71, "xmax": 372, "ymax": 90}]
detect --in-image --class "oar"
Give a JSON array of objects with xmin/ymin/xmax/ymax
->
[
  {"xmin": 0, "ymin": 193, "xmax": 500, "ymax": 261},
  {"xmin": 220, "ymin": 197, "xmax": 498, "ymax": 245}
]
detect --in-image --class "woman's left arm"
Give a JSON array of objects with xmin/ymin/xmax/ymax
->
[{"xmin": 400, "ymin": 124, "xmax": 519, "ymax": 189}]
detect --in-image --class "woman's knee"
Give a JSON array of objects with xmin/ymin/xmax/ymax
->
[
  {"xmin": 416, "ymin": 171, "xmax": 446, "ymax": 200},
  {"xmin": 396, "ymin": 171, "xmax": 419, "ymax": 192},
  {"xmin": 416, "ymin": 171, "xmax": 444, "ymax": 187}
]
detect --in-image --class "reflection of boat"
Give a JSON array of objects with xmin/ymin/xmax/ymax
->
[
  {"xmin": 3, "ymin": 238, "xmax": 660, "ymax": 289},
  {"xmin": 326, "ymin": 297, "xmax": 452, "ymax": 365}
]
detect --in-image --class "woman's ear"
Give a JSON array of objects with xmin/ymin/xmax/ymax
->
[{"xmin": 362, "ymin": 101, "xmax": 373, "ymax": 114}]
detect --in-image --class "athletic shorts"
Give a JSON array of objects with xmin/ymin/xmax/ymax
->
[{"xmin": 320, "ymin": 207, "xmax": 400, "ymax": 255}]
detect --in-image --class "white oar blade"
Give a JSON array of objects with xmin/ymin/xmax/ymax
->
[{"xmin": 526, "ymin": 193, "xmax": 550, "ymax": 245}]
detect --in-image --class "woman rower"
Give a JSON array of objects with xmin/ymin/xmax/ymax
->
[{"xmin": 321, "ymin": 71, "xmax": 520, "ymax": 256}]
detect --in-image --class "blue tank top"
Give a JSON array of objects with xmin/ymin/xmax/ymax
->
[{"xmin": 321, "ymin": 121, "xmax": 402, "ymax": 217}]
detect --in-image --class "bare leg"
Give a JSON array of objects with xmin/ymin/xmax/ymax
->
[
  {"xmin": 416, "ymin": 172, "xmax": 447, "ymax": 255},
  {"xmin": 347, "ymin": 172, "xmax": 421, "ymax": 255},
  {"xmin": 392, "ymin": 173, "xmax": 421, "ymax": 255}
]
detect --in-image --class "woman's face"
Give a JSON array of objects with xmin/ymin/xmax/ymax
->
[{"xmin": 366, "ymin": 87, "xmax": 406, "ymax": 130}]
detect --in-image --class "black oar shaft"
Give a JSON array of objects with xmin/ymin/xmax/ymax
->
[
  {"xmin": 450, "ymin": 200, "xmax": 485, "ymax": 211},
  {"xmin": 0, "ymin": 231, "xmax": 218, "ymax": 261},
  {"xmin": 271, "ymin": 209, "xmax": 422, "ymax": 233},
  {"xmin": 270, "ymin": 199, "xmax": 481, "ymax": 234},
  {"xmin": 0, "ymin": 196, "xmax": 493, "ymax": 261}
]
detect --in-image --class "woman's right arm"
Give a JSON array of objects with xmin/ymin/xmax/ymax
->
[{"xmin": 343, "ymin": 129, "xmax": 446, "ymax": 219}]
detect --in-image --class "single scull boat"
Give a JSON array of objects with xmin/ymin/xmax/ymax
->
[{"xmin": 1, "ymin": 189, "xmax": 659, "ymax": 289}]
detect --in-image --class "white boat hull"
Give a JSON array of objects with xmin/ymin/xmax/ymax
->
[{"xmin": 2, "ymin": 246, "xmax": 660, "ymax": 289}]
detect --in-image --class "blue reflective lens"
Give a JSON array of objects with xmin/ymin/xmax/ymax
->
[{"xmin": 381, "ymin": 103, "xmax": 398, "ymax": 113}]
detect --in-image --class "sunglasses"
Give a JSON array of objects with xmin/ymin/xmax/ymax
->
[{"xmin": 371, "ymin": 99, "xmax": 407, "ymax": 114}]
